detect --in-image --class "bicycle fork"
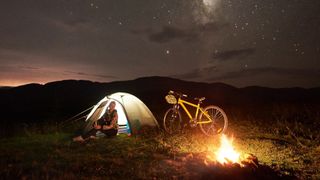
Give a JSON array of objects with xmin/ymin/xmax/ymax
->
[{"xmin": 169, "ymin": 104, "xmax": 179, "ymax": 121}]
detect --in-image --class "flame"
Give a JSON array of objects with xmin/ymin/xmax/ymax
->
[
  {"xmin": 215, "ymin": 134, "xmax": 240, "ymax": 164},
  {"xmin": 205, "ymin": 134, "xmax": 258, "ymax": 168}
]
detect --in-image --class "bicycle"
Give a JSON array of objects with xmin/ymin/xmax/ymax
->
[{"xmin": 163, "ymin": 90, "xmax": 228, "ymax": 136}]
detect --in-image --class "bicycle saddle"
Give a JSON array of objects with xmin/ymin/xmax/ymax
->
[{"xmin": 194, "ymin": 97, "xmax": 206, "ymax": 101}]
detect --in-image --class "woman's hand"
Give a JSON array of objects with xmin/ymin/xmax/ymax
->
[{"xmin": 102, "ymin": 125, "xmax": 111, "ymax": 130}]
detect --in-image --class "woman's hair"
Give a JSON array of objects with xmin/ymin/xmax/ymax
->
[{"xmin": 109, "ymin": 101, "xmax": 116, "ymax": 108}]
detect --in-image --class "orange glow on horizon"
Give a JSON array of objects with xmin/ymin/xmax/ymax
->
[
  {"xmin": 0, "ymin": 78, "xmax": 85, "ymax": 87},
  {"xmin": 0, "ymin": 77, "xmax": 113, "ymax": 87},
  {"xmin": 0, "ymin": 79, "xmax": 46, "ymax": 87}
]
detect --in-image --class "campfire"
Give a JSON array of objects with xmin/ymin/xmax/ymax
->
[
  {"xmin": 206, "ymin": 134, "xmax": 258, "ymax": 168},
  {"xmin": 215, "ymin": 134, "xmax": 241, "ymax": 164},
  {"xmin": 197, "ymin": 134, "xmax": 292, "ymax": 179}
]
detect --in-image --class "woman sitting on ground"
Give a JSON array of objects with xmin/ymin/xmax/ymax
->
[{"xmin": 73, "ymin": 101, "xmax": 118, "ymax": 142}]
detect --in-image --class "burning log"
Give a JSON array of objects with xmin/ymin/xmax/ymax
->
[
  {"xmin": 205, "ymin": 134, "xmax": 259, "ymax": 168},
  {"xmin": 241, "ymin": 153, "xmax": 259, "ymax": 169}
]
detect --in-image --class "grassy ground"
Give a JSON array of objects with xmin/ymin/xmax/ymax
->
[{"xmin": 0, "ymin": 115, "xmax": 319, "ymax": 179}]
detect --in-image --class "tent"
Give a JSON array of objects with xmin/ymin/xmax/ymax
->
[{"xmin": 84, "ymin": 92, "xmax": 159, "ymax": 135}]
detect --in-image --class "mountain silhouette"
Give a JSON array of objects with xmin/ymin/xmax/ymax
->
[{"xmin": 1, "ymin": 76, "xmax": 319, "ymax": 136}]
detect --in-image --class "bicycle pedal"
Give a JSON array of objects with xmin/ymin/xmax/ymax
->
[{"xmin": 190, "ymin": 123, "xmax": 197, "ymax": 128}]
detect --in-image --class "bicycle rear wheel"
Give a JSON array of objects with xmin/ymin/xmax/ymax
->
[
  {"xmin": 199, "ymin": 105, "xmax": 228, "ymax": 136},
  {"xmin": 163, "ymin": 108, "xmax": 182, "ymax": 134}
]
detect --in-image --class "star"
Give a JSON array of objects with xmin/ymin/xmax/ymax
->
[{"xmin": 0, "ymin": 0, "xmax": 319, "ymax": 88}]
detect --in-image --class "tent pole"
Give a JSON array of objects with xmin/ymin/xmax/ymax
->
[
  {"xmin": 59, "ymin": 105, "xmax": 94, "ymax": 127},
  {"xmin": 61, "ymin": 115, "xmax": 87, "ymax": 128}
]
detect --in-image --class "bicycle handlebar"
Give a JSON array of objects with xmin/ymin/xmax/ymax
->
[
  {"xmin": 169, "ymin": 90, "xmax": 188, "ymax": 98},
  {"xmin": 168, "ymin": 90, "xmax": 206, "ymax": 102}
]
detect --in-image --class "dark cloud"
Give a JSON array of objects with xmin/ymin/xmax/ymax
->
[
  {"xmin": 148, "ymin": 26, "xmax": 199, "ymax": 43},
  {"xmin": 0, "ymin": 65, "xmax": 41, "ymax": 72},
  {"xmin": 172, "ymin": 65, "xmax": 218, "ymax": 79},
  {"xmin": 211, "ymin": 48, "xmax": 256, "ymax": 61},
  {"xmin": 206, "ymin": 67, "xmax": 320, "ymax": 81},
  {"xmin": 197, "ymin": 22, "xmax": 227, "ymax": 32},
  {"xmin": 48, "ymin": 17, "xmax": 99, "ymax": 33},
  {"xmin": 130, "ymin": 28, "xmax": 153, "ymax": 35},
  {"xmin": 19, "ymin": 66, "xmax": 41, "ymax": 70},
  {"xmin": 133, "ymin": 22, "xmax": 227, "ymax": 43},
  {"xmin": 64, "ymin": 71, "xmax": 117, "ymax": 79},
  {"xmin": 0, "ymin": 65, "xmax": 116, "ymax": 80}
]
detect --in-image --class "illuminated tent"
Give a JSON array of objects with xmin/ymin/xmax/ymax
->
[{"xmin": 84, "ymin": 92, "xmax": 159, "ymax": 135}]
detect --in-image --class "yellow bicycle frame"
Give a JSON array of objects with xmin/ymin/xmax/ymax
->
[{"xmin": 177, "ymin": 98, "xmax": 212, "ymax": 124}]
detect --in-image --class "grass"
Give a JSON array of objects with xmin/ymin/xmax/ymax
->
[{"xmin": 1, "ymin": 106, "xmax": 320, "ymax": 179}]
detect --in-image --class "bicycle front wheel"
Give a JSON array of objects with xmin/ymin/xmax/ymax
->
[
  {"xmin": 199, "ymin": 105, "xmax": 228, "ymax": 136},
  {"xmin": 163, "ymin": 108, "xmax": 182, "ymax": 134}
]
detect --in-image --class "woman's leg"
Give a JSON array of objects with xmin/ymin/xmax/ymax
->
[
  {"xmin": 102, "ymin": 129, "xmax": 118, "ymax": 137},
  {"xmin": 82, "ymin": 128, "xmax": 98, "ymax": 139}
]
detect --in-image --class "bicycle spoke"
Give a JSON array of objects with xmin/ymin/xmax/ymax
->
[
  {"xmin": 199, "ymin": 105, "xmax": 228, "ymax": 136},
  {"xmin": 210, "ymin": 125, "xmax": 217, "ymax": 134},
  {"xmin": 210, "ymin": 111, "xmax": 214, "ymax": 118},
  {"xmin": 214, "ymin": 109, "xmax": 219, "ymax": 118},
  {"xmin": 163, "ymin": 108, "xmax": 182, "ymax": 134},
  {"xmin": 208, "ymin": 126, "xmax": 214, "ymax": 133},
  {"xmin": 216, "ymin": 113, "xmax": 223, "ymax": 120}
]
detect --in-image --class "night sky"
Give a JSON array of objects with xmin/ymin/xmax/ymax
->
[{"xmin": 0, "ymin": 0, "xmax": 319, "ymax": 87}]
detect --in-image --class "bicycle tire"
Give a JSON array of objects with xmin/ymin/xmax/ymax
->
[
  {"xmin": 199, "ymin": 105, "xmax": 228, "ymax": 136},
  {"xmin": 163, "ymin": 108, "xmax": 182, "ymax": 134}
]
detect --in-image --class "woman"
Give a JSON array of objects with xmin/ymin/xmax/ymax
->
[{"xmin": 73, "ymin": 101, "xmax": 118, "ymax": 142}]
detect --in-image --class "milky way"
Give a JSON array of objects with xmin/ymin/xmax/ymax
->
[{"xmin": 0, "ymin": 0, "xmax": 319, "ymax": 87}]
